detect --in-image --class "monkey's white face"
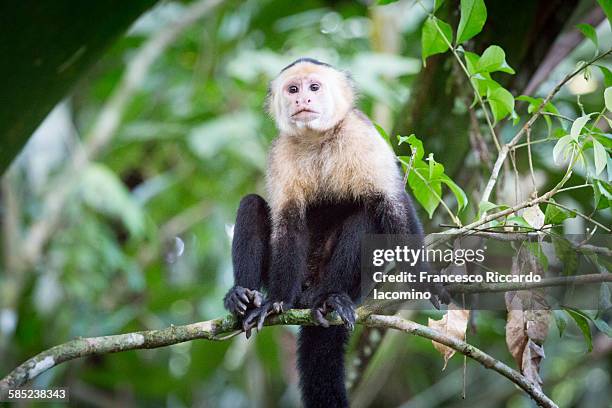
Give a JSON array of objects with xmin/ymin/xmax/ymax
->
[
  {"xmin": 282, "ymin": 74, "xmax": 330, "ymax": 128},
  {"xmin": 268, "ymin": 62, "xmax": 354, "ymax": 135}
]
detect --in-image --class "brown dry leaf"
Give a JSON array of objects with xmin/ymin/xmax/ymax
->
[
  {"xmin": 505, "ymin": 305, "xmax": 527, "ymax": 367},
  {"xmin": 428, "ymin": 303, "xmax": 470, "ymax": 370},
  {"xmin": 505, "ymin": 250, "xmax": 550, "ymax": 390}
]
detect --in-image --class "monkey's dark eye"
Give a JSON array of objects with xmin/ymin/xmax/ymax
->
[
  {"xmin": 288, "ymin": 85, "xmax": 299, "ymax": 94},
  {"xmin": 310, "ymin": 83, "xmax": 320, "ymax": 92}
]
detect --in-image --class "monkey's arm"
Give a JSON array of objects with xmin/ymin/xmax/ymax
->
[
  {"xmin": 224, "ymin": 195, "xmax": 270, "ymax": 317},
  {"xmin": 305, "ymin": 195, "xmax": 400, "ymax": 304},
  {"xmin": 242, "ymin": 208, "xmax": 309, "ymax": 331},
  {"xmin": 307, "ymin": 195, "xmax": 414, "ymax": 329},
  {"xmin": 374, "ymin": 193, "xmax": 451, "ymax": 306},
  {"xmin": 305, "ymin": 209, "xmax": 374, "ymax": 330}
]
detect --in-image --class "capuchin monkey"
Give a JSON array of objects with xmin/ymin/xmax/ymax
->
[{"xmin": 224, "ymin": 58, "xmax": 449, "ymax": 408}]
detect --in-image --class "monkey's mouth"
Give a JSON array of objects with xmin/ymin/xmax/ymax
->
[{"xmin": 292, "ymin": 109, "xmax": 319, "ymax": 118}]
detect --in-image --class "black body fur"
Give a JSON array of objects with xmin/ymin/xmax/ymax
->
[{"xmin": 224, "ymin": 189, "xmax": 427, "ymax": 407}]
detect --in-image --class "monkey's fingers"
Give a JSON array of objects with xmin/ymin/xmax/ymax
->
[
  {"xmin": 224, "ymin": 286, "xmax": 253, "ymax": 316},
  {"xmin": 271, "ymin": 301, "xmax": 283, "ymax": 314},
  {"xmin": 238, "ymin": 291, "xmax": 250, "ymax": 304},
  {"xmin": 235, "ymin": 295, "xmax": 249, "ymax": 313},
  {"xmin": 335, "ymin": 306, "xmax": 356, "ymax": 331},
  {"xmin": 429, "ymin": 295, "xmax": 440, "ymax": 310},
  {"xmin": 246, "ymin": 289, "xmax": 264, "ymax": 308},
  {"xmin": 326, "ymin": 294, "xmax": 356, "ymax": 331},
  {"xmin": 243, "ymin": 308, "xmax": 261, "ymax": 332},
  {"xmin": 256, "ymin": 309, "xmax": 269, "ymax": 332},
  {"xmin": 312, "ymin": 308, "xmax": 330, "ymax": 328},
  {"xmin": 227, "ymin": 295, "xmax": 248, "ymax": 316},
  {"xmin": 256, "ymin": 301, "xmax": 283, "ymax": 331}
]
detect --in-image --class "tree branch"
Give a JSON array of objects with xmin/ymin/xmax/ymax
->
[
  {"xmin": 445, "ymin": 273, "xmax": 612, "ymax": 294},
  {"xmin": 0, "ymin": 308, "xmax": 559, "ymax": 408},
  {"xmin": 2, "ymin": 272, "xmax": 608, "ymax": 400},
  {"xmin": 480, "ymin": 48, "xmax": 612, "ymax": 204}
]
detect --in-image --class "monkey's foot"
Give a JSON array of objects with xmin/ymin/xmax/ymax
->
[
  {"xmin": 223, "ymin": 286, "xmax": 264, "ymax": 316},
  {"xmin": 312, "ymin": 293, "xmax": 356, "ymax": 331},
  {"xmin": 242, "ymin": 300, "xmax": 284, "ymax": 338}
]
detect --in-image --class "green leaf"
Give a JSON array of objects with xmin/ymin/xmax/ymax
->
[
  {"xmin": 464, "ymin": 51, "xmax": 480, "ymax": 75},
  {"xmin": 473, "ymin": 77, "xmax": 500, "ymax": 97},
  {"xmin": 440, "ymin": 175, "xmax": 468, "ymax": 211},
  {"xmin": 407, "ymin": 162, "xmax": 442, "ymax": 218},
  {"xmin": 593, "ymin": 179, "xmax": 611, "ymax": 209},
  {"xmin": 570, "ymin": 114, "xmax": 592, "ymax": 140},
  {"xmin": 593, "ymin": 318, "xmax": 612, "ymax": 337},
  {"xmin": 592, "ymin": 138, "xmax": 608, "ymax": 176},
  {"xmin": 553, "ymin": 310, "xmax": 568, "ymax": 337},
  {"xmin": 605, "ymin": 87, "xmax": 612, "ymax": 111},
  {"xmin": 421, "ymin": 16, "xmax": 453, "ymax": 64},
  {"xmin": 525, "ymin": 241, "xmax": 549, "ymax": 271},
  {"xmin": 564, "ymin": 307, "xmax": 593, "ymax": 352},
  {"xmin": 487, "ymin": 87, "xmax": 514, "ymax": 122},
  {"xmin": 553, "ymin": 135, "xmax": 575, "ymax": 165},
  {"xmin": 434, "ymin": 0, "xmax": 445, "ymax": 12},
  {"xmin": 456, "ymin": 0, "xmax": 487, "ymax": 44},
  {"xmin": 477, "ymin": 45, "xmax": 515, "ymax": 74},
  {"xmin": 552, "ymin": 236, "xmax": 578, "ymax": 276},
  {"xmin": 477, "ymin": 200, "xmax": 509, "ymax": 218},
  {"xmin": 407, "ymin": 134, "xmax": 425, "ymax": 160},
  {"xmin": 596, "ymin": 0, "xmax": 612, "ymax": 26},
  {"xmin": 516, "ymin": 95, "xmax": 542, "ymax": 113},
  {"xmin": 504, "ymin": 215, "xmax": 530, "ymax": 228},
  {"xmin": 478, "ymin": 200, "xmax": 497, "ymax": 214},
  {"xmin": 426, "ymin": 153, "xmax": 444, "ymax": 179},
  {"xmin": 597, "ymin": 179, "xmax": 612, "ymax": 200},
  {"xmin": 544, "ymin": 199, "xmax": 576, "ymax": 224},
  {"xmin": 377, "ymin": 0, "xmax": 400, "ymax": 4},
  {"xmin": 597, "ymin": 65, "xmax": 612, "ymax": 87},
  {"xmin": 599, "ymin": 283, "xmax": 612, "ymax": 317},
  {"xmin": 397, "ymin": 134, "xmax": 413, "ymax": 146},
  {"xmin": 576, "ymin": 23, "xmax": 599, "ymax": 49}
]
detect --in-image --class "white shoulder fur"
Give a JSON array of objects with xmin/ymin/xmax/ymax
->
[{"xmin": 266, "ymin": 110, "xmax": 403, "ymax": 219}]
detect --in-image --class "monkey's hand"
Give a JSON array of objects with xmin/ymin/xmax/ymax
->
[
  {"xmin": 242, "ymin": 299, "xmax": 284, "ymax": 338},
  {"xmin": 224, "ymin": 286, "xmax": 264, "ymax": 317},
  {"xmin": 312, "ymin": 293, "xmax": 356, "ymax": 331}
]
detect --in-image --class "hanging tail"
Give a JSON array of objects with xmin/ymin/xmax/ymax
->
[{"xmin": 297, "ymin": 325, "xmax": 349, "ymax": 408}]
